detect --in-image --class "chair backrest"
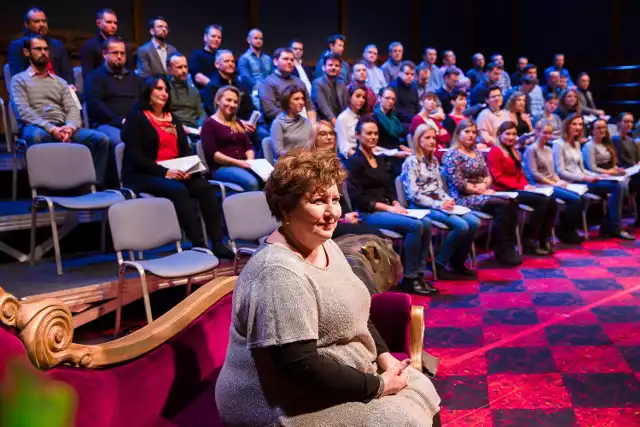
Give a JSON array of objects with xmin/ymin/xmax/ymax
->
[
  {"xmin": 73, "ymin": 66, "xmax": 83, "ymax": 93},
  {"xmin": 341, "ymin": 180, "xmax": 353, "ymax": 212},
  {"xmin": 4, "ymin": 64, "xmax": 11, "ymax": 93},
  {"xmin": 26, "ymin": 143, "xmax": 97, "ymax": 191},
  {"xmin": 395, "ymin": 176, "xmax": 408, "ymax": 208},
  {"xmin": 195, "ymin": 140, "xmax": 211, "ymax": 171},
  {"xmin": 406, "ymin": 133, "xmax": 414, "ymax": 151},
  {"xmin": 223, "ymin": 191, "xmax": 279, "ymax": 242},
  {"xmin": 440, "ymin": 167, "xmax": 450, "ymax": 194},
  {"xmin": 109, "ymin": 198, "xmax": 182, "ymax": 252},
  {"xmin": 115, "ymin": 143, "xmax": 125, "ymax": 183},
  {"xmin": 262, "ymin": 137, "xmax": 274, "ymax": 165},
  {"xmin": 82, "ymin": 102, "xmax": 89, "ymax": 129}
]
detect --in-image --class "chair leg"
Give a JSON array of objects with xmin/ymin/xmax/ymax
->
[
  {"xmin": 485, "ymin": 220, "xmax": 493, "ymax": 251},
  {"xmin": 515, "ymin": 225, "xmax": 523, "ymax": 255},
  {"xmin": 47, "ymin": 202, "xmax": 63, "ymax": 276},
  {"xmin": 30, "ymin": 201, "xmax": 37, "ymax": 266},
  {"xmin": 100, "ymin": 211, "xmax": 108, "ymax": 253},
  {"xmin": 429, "ymin": 240, "xmax": 437, "ymax": 281},
  {"xmin": 114, "ymin": 269, "xmax": 125, "ymax": 337},
  {"xmin": 582, "ymin": 210, "xmax": 589, "ymax": 240},
  {"xmin": 139, "ymin": 271, "xmax": 153, "ymax": 325},
  {"xmin": 471, "ymin": 241, "xmax": 477, "ymax": 267},
  {"xmin": 186, "ymin": 276, "xmax": 192, "ymax": 296},
  {"xmin": 11, "ymin": 158, "xmax": 17, "ymax": 201},
  {"xmin": 233, "ymin": 253, "xmax": 240, "ymax": 275}
]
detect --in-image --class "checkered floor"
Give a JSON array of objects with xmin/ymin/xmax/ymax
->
[{"xmin": 412, "ymin": 236, "xmax": 640, "ymax": 426}]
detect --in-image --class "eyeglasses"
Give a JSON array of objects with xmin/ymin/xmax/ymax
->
[{"xmin": 318, "ymin": 131, "xmax": 336, "ymax": 137}]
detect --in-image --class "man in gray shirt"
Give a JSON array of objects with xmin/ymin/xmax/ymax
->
[
  {"xmin": 11, "ymin": 35, "xmax": 109, "ymax": 184},
  {"xmin": 166, "ymin": 52, "xmax": 206, "ymax": 133}
]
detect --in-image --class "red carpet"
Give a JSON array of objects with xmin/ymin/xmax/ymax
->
[{"xmin": 411, "ymin": 237, "xmax": 640, "ymax": 426}]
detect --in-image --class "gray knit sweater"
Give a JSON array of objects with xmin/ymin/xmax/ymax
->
[{"xmin": 269, "ymin": 112, "xmax": 312, "ymax": 158}]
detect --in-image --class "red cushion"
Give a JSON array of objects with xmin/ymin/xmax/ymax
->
[{"xmin": 370, "ymin": 292, "xmax": 412, "ymax": 356}]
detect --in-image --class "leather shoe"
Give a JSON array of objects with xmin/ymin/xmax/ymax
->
[
  {"xmin": 399, "ymin": 277, "xmax": 438, "ymax": 296},
  {"xmin": 434, "ymin": 263, "xmax": 457, "ymax": 281},
  {"xmin": 212, "ymin": 243, "xmax": 235, "ymax": 259},
  {"xmin": 450, "ymin": 264, "xmax": 478, "ymax": 279},
  {"xmin": 612, "ymin": 230, "xmax": 636, "ymax": 241},
  {"xmin": 558, "ymin": 229, "xmax": 583, "ymax": 245}
]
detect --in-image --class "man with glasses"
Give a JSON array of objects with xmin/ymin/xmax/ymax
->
[
  {"xmin": 476, "ymin": 85, "xmax": 508, "ymax": 147},
  {"xmin": 289, "ymin": 39, "xmax": 313, "ymax": 93},
  {"xmin": 8, "ymin": 7, "xmax": 74, "ymax": 86},
  {"xmin": 136, "ymin": 16, "xmax": 177, "ymax": 78}
]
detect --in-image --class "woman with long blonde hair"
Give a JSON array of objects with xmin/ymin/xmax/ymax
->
[{"xmin": 401, "ymin": 123, "xmax": 480, "ymax": 278}]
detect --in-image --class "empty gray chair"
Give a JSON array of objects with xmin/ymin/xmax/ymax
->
[
  {"xmin": 222, "ymin": 191, "xmax": 280, "ymax": 274},
  {"xmin": 27, "ymin": 143, "xmax": 125, "ymax": 275},
  {"xmin": 109, "ymin": 197, "xmax": 219, "ymax": 334},
  {"xmin": 0, "ymin": 98, "xmax": 26, "ymax": 200},
  {"xmin": 262, "ymin": 137, "xmax": 275, "ymax": 165},
  {"xmin": 195, "ymin": 140, "xmax": 245, "ymax": 199}
]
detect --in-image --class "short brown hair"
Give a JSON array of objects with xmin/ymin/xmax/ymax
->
[
  {"xmin": 281, "ymin": 85, "xmax": 306, "ymax": 112},
  {"xmin": 264, "ymin": 149, "xmax": 348, "ymax": 221}
]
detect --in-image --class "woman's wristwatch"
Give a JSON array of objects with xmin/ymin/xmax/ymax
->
[{"xmin": 374, "ymin": 373, "xmax": 385, "ymax": 399}]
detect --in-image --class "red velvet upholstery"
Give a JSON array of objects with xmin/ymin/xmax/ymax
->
[{"xmin": 0, "ymin": 291, "xmax": 415, "ymax": 426}]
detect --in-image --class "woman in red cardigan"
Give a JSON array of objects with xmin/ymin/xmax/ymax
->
[{"xmin": 487, "ymin": 121, "xmax": 557, "ymax": 255}]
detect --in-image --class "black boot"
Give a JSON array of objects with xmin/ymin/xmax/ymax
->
[
  {"xmin": 212, "ymin": 242, "xmax": 234, "ymax": 259},
  {"xmin": 557, "ymin": 227, "xmax": 583, "ymax": 244},
  {"xmin": 539, "ymin": 238, "xmax": 555, "ymax": 253},
  {"xmin": 495, "ymin": 243, "xmax": 523, "ymax": 266},
  {"xmin": 399, "ymin": 276, "xmax": 438, "ymax": 296},
  {"xmin": 450, "ymin": 263, "xmax": 478, "ymax": 279},
  {"xmin": 523, "ymin": 238, "xmax": 551, "ymax": 256},
  {"xmin": 434, "ymin": 263, "xmax": 457, "ymax": 281}
]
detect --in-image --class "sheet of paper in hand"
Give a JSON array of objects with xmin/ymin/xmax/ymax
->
[
  {"xmin": 158, "ymin": 155, "xmax": 207, "ymax": 174},
  {"xmin": 525, "ymin": 186, "xmax": 554, "ymax": 197},
  {"xmin": 489, "ymin": 191, "xmax": 519, "ymax": 199},
  {"xmin": 403, "ymin": 209, "xmax": 430, "ymax": 219},
  {"xmin": 246, "ymin": 159, "xmax": 275, "ymax": 181},
  {"xmin": 566, "ymin": 184, "xmax": 588, "ymax": 195}
]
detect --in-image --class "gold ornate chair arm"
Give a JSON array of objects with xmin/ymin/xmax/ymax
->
[
  {"xmin": 409, "ymin": 305, "xmax": 425, "ymax": 371},
  {"xmin": 0, "ymin": 276, "xmax": 236, "ymax": 370}
]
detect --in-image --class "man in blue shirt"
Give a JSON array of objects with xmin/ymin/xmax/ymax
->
[
  {"xmin": 418, "ymin": 47, "xmax": 443, "ymax": 92},
  {"xmin": 315, "ymin": 34, "xmax": 351, "ymax": 83},
  {"xmin": 543, "ymin": 53, "xmax": 574, "ymax": 87},
  {"xmin": 238, "ymin": 29, "xmax": 273, "ymax": 91}
]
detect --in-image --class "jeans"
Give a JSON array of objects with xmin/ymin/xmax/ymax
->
[
  {"xmin": 212, "ymin": 166, "xmax": 261, "ymax": 191},
  {"xmin": 586, "ymin": 180, "xmax": 624, "ymax": 231},
  {"xmin": 361, "ymin": 211, "xmax": 432, "ymax": 278},
  {"xmin": 426, "ymin": 209, "xmax": 480, "ymax": 267},
  {"xmin": 96, "ymin": 124, "xmax": 123, "ymax": 188},
  {"xmin": 22, "ymin": 125, "xmax": 110, "ymax": 185},
  {"xmin": 553, "ymin": 187, "xmax": 584, "ymax": 230}
]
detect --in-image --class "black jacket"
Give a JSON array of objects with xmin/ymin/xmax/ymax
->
[
  {"xmin": 389, "ymin": 77, "xmax": 419, "ymax": 124},
  {"xmin": 121, "ymin": 107, "xmax": 192, "ymax": 179},
  {"xmin": 345, "ymin": 150, "xmax": 396, "ymax": 213},
  {"xmin": 201, "ymin": 71, "xmax": 255, "ymax": 118}
]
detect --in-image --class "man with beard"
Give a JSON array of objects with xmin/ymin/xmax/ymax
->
[
  {"xmin": 11, "ymin": 35, "xmax": 110, "ymax": 185},
  {"xmin": 136, "ymin": 16, "xmax": 177, "ymax": 78},
  {"xmin": 166, "ymin": 53, "xmax": 206, "ymax": 135},
  {"xmin": 312, "ymin": 53, "xmax": 349, "ymax": 125},
  {"xmin": 238, "ymin": 29, "xmax": 273, "ymax": 91},
  {"xmin": 8, "ymin": 7, "xmax": 74, "ymax": 86},
  {"xmin": 81, "ymin": 9, "xmax": 134, "ymax": 78},
  {"xmin": 315, "ymin": 34, "xmax": 350, "ymax": 83},
  {"xmin": 189, "ymin": 24, "xmax": 223, "ymax": 90}
]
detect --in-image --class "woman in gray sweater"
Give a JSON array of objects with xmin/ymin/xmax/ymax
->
[{"xmin": 270, "ymin": 85, "xmax": 313, "ymax": 160}]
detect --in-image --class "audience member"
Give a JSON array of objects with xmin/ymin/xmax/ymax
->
[
  {"xmin": 552, "ymin": 114, "xmax": 633, "ymax": 240},
  {"xmin": 201, "ymin": 86, "xmax": 259, "ymax": 191},
  {"xmin": 510, "ymin": 57, "xmax": 528, "ymax": 86},
  {"xmin": 533, "ymin": 93, "xmax": 562, "ymax": 140},
  {"xmin": 121, "ymin": 75, "xmax": 234, "ymax": 256},
  {"xmin": 576, "ymin": 72, "xmax": 605, "ymax": 117},
  {"xmin": 289, "ymin": 39, "xmax": 313, "ymax": 93},
  {"xmin": 270, "ymin": 85, "xmax": 313, "ymax": 159},
  {"xmin": 84, "ymin": 36, "xmax": 143, "ymax": 145},
  {"xmin": 558, "ymin": 75, "xmax": 569, "ymax": 92},
  {"xmin": 349, "ymin": 61, "xmax": 376, "ymax": 113},
  {"xmin": 315, "ymin": 34, "xmax": 350, "ymax": 83},
  {"xmin": 346, "ymin": 116, "xmax": 438, "ymax": 295},
  {"xmin": 476, "ymin": 85, "xmax": 508, "ymax": 147},
  {"xmin": 523, "ymin": 120, "xmax": 584, "ymax": 244},
  {"xmin": 466, "ymin": 53, "xmax": 485, "ymax": 88},
  {"xmin": 438, "ymin": 50, "xmax": 470, "ymax": 89},
  {"xmin": 311, "ymin": 53, "xmax": 349, "ymax": 124},
  {"xmin": 411, "ymin": 92, "xmax": 449, "ymax": 148},
  {"xmin": 389, "ymin": 61, "xmax": 420, "ymax": 132},
  {"xmin": 504, "ymin": 75, "xmax": 537, "ymax": 116},
  {"xmin": 542, "ymin": 70, "xmax": 561, "ymax": 97},
  {"xmin": 258, "ymin": 47, "xmax": 315, "ymax": 124},
  {"xmin": 137, "ymin": 16, "xmax": 177, "ymax": 78},
  {"xmin": 523, "ymin": 64, "xmax": 545, "ymax": 117},
  {"xmin": 216, "ymin": 148, "xmax": 441, "ymax": 426},
  {"xmin": 442, "ymin": 89, "xmax": 470, "ymax": 137},
  {"xmin": 8, "ymin": 7, "xmax": 74, "ymax": 85},
  {"xmin": 583, "ymin": 118, "xmax": 625, "ymax": 176},
  {"xmin": 418, "ymin": 47, "xmax": 444, "ymax": 92},
  {"xmin": 505, "ymin": 91, "xmax": 533, "ymax": 138},
  {"xmin": 81, "ymin": 9, "xmax": 133, "ymax": 78},
  {"xmin": 362, "ymin": 44, "xmax": 387, "ymax": 95},
  {"xmin": 436, "ymin": 67, "xmax": 461, "ymax": 115},
  {"xmin": 166, "ymin": 53, "xmax": 206, "ymax": 133},
  {"xmin": 442, "ymin": 120, "xmax": 522, "ymax": 265},
  {"xmin": 238, "ymin": 29, "xmax": 272, "ymax": 90},
  {"xmin": 487, "ymin": 121, "xmax": 557, "ymax": 254},
  {"xmin": 381, "ymin": 42, "xmax": 404, "ymax": 83},
  {"xmin": 555, "ymin": 88, "xmax": 580, "ymax": 120},
  {"xmin": 612, "ymin": 112, "xmax": 640, "ymax": 226},
  {"xmin": 469, "ymin": 61, "xmax": 502, "ymax": 106},
  {"xmin": 336, "ymin": 84, "xmax": 368, "ymax": 158},
  {"xmin": 401, "ymin": 123, "xmax": 480, "ymax": 278},
  {"xmin": 490, "ymin": 53, "xmax": 511, "ymax": 93},
  {"xmin": 415, "ymin": 64, "xmax": 431, "ymax": 99},
  {"xmin": 373, "ymin": 87, "xmax": 410, "ymax": 176},
  {"xmin": 188, "ymin": 24, "xmax": 223, "ymax": 90},
  {"xmin": 544, "ymin": 53, "xmax": 573, "ymax": 87},
  {"xmin": 11, "ymin": 35, "xmax": 109, "ymax": 184}
]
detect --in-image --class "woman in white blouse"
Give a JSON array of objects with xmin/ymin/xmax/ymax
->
[{"xmin": 336, "ymin": 84, "xmax": 368, "ymax": 158}]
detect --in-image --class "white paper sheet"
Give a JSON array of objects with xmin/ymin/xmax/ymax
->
[
  {"xmin": 183, "ymin": 126, "xmax": 201, "ymax": 136},
  {"xmin": 598, "ymin": 175, "xmax": 626, "ymax": 182},
  {"xmin": 247, "ymin": 159, "xmax": 275, "ymax": 181},
  {"xmin": 489, "ymin": 191, "xmax": 519, "ymax": 199},
  {"xmin": 403, "ymin": 209, "xmax": 430, "ymax": 219},
  {"xmin": 565, "ymin": 184, "xmax": 588, "ymax": 195},
  {"xmin": 374, "ymin": 148, "xmax": 399, "ymax": 157},
  {"xmin": 625, "ymin": 164, "xmax": 640, "ymax": 176},
  {"xmin": 524, "ymin": 186, "xmax": 554, "ymax": 197},
  {"xmin": 158, "ymin": 155, "xmax": 206, "ymax": 174},
  {"xmin": 443, "ymin": 205, "xmax": 471, "ymax": 216}
]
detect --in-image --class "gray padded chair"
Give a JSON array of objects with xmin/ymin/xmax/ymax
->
[
  {"xmin": 109, "ymin": 197, "xmax": 219, "ymax": 334},
  {"xmin": 0, "ymin": 98, "xmax": 26, "ymax": 200},
  {"xmin": 262, "ymin": 137, "xmax": 275, "ymax": 165},
  {"xmin": 222, "ymin": 191, "xmax": 280, "ymax": 274},
  {"xmin": 195, "ymin": 140, "xmax": 245, "ymax": 200},
  {"xmin": 27, "ymin": 143, "xmax": 126, "ymax": 275}
]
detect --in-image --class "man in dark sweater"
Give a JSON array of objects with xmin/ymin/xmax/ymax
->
[
  {"xmin": 470, "ymin": 62, "xmax": 502, "ymax": 106},
  {"xmin": 80, "ymin": 9, "xmax": 134, "ymax": 78},
  {"xmin": 188, "ymin": 24, "xmax": 223, "ymax": 90},
  {"xmin": 388, "ymin": 61, "xmax": 419, "ymax": 133},
  {"xmin": 84, "ymin": 36, "xmax": 144, "ymax": 145},
  {"xmin": 311, "ymin": 53, "xmax": 348, "ymax": 124},
  {"xmin": 8, "ymin": 7, "xmax": 74, "ymax": 86},
  {"xmin": 436, "ymin": 67, "xmax": 461, "ymax": 115}
]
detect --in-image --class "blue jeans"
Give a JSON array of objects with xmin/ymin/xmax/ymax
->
[
  {"xmin": 212, "ymin": 166, "xmax": 261, "ymax": 191},
  {"xmin": 426, "ymin": 209, "xmax": 480, "ymax": 267},
  {"xmin": 22, "ymin": 125, "xmax": 110, "ymax": 185},
  {"xmin": 553, "ymin": 187, "xmax": 584, "ymax": 230},
  {"xmin": 587, "ymin": 180, "xmax": 624, "ymax": 231},
  {"xmin": 361, "ymin": 211, "xmax": 432, "ymax": 278}
]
